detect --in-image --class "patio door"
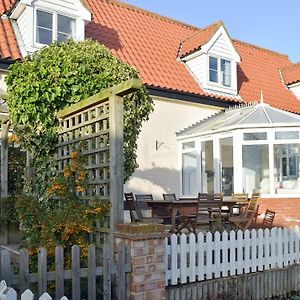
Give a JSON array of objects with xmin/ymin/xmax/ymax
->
[
  {"xmin": 201, "ymin": 140, "xmax": 214, "ymax": 193},
  {"xmin": 220, "ymin": 137, "xmax": 233, "ymax": 196}
]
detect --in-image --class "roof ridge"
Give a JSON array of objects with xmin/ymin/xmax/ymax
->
[
  {"xmin": 101, "ymin": 0, "xmax": 200, "ymax": 30},
  {"xmin": 233, "ymin": 39, "xmax": 289, "ymax": 58},
  {"xmin": 180, "ymin": 20, "xmax": 223, "ymax": 44}
]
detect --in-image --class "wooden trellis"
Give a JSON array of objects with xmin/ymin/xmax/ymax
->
[{"xmin": 56, "ymin": 79, "xmax": 142, "ymax": 241}]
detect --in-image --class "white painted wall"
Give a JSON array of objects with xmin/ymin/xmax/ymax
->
[
  {"xmin": 289, "ymin": 82, "xmax": 300, "ymax": 100},
  {"xmin": 125, "ymin": 96, "xmax": 220, "ymax": 199}
]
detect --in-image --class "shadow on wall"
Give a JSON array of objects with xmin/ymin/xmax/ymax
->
[{"xmin": 125, "ymin": 167, "xmax": 180, "ymax": 199}]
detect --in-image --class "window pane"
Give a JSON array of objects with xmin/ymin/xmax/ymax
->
[
  {"xmin": 243, "ymin": 145, "xmax": 269, "ymax": 194},
  {"xmin": 36, "ymin": 11, "xmax": 53, "ymax": 44},
  {"xmin": 209, "ymin": 57, "xmax": 218, "ymax": 83},
  {"xmin": 182, "ymin": 152, "xmax": 197, "ymax": 195},
  {"xmin": 244, "ymin": 132, "xmax": 267, "ymax": 140},
  {"xmin": 275, "ymin": 131, "xmax": 299, "ymax": 140},
  {"xmin": 221, "ymin": 59, "xmax": 231, "ymax": 87},
  {"xmin": 37, "ymin": 28, "xmax": 52, "ymax": 45},
  {"xmin": 37, "ymin": 11, "xmax": 52, "ymax": 29},
  {"xmin": 57, "ymin": 14, "xmax": 75, "ymax": 39},
  {"xmin": 182, "ymin": 141, "xmax": 195, "ymax": 150},
  {"xmin": 274, "ymin": 144, "xmax": 300, "ymax": 194}
]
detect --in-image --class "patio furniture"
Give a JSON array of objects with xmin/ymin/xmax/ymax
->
[
  {"xmin": 163, "ymin": 193, "xmax": 177, "ymax": 201},
  {"xmin": 228, "ymin": 204, "xmax": 259, "ymax": 230},
  {"xmin": 124, "ymin": 193, "xmax": 163, "ymax": 224},
  {"xmin": 231, "ymin": 193, "xmax": 249, "ymax": 214},
  {"xmin": 195, "ymin": 193, "xmax": 224, "ymax": 229},
  {"xmin": 135, "ymin": 194, "xmax": 153, "ymax": 201},
  {"xmin": 249, "ymin": 209, "xmax": 276, "ymax": 229},
  {"xmin": 146, "ymin": 200, "xmax": 197, "ymax": 233}
]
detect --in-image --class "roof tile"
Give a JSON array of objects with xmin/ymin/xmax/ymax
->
[{"xmin": 281, "ymin": 63, "xmax": 300, "ymax": 85}]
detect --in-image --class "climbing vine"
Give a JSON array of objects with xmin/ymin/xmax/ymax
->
[{"xmin": 5, "ymin": 39, "xmax": 153, "ymax": 197}]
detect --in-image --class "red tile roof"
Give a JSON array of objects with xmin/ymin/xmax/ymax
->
[
  {"xmin": 179, "ymin": 21, "xmax": 222, "ymax": 57},
  {"xmin": 0, "ymin": 0, "xmax": 21, "ymax": 60},
  {"xmin": 84, "ymin": 0, "xmax": 300, "ymax": 112},
  {"xmin": 281, "ymin": 62, "xmax": 300, "ymax": 85},
  {"xmin": 1, "ymin": 0, "xmax": 299, "ymax": 112}
]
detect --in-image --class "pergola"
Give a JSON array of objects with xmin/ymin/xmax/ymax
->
[{"xmin": 177, "ymin": 103, "xmax": 300, "ymax": 198}]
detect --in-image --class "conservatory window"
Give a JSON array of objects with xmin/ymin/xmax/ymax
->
[
  {"xmin": 274, "ymin": 144, "xmax": 300, "ymax": 194},
  {"xmin": 275, "ymin": 131, "xmax": 299, "ymax": 140},
  {"xmin": 182, "ymin": 141, "xmax": 197, "ymax": 195},
  {"xmin": 36, "ymin": 10, "xmax": 75, "ymax": 45},
  {"xmin": 209, "ymin": 56, "xmax": 231, "ymax": 87},
  {"xmin": 244, "ymin": 132, "xmax": 267, "ymax": 141},
  {"xmin": 242, "ymin": 145, "xmax": 269, "ymax": 194}
]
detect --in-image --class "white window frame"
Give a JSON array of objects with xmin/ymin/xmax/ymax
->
[
  {"xmin": 34, "ymin": 8, "xmax": 76, "ymax": 47},
  {"xmin": 208, "ymin": 55, "xmax": 232, "ymax": 88}
]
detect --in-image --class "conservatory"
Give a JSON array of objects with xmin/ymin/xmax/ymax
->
[{"xmin": 177, "ymin": 102, "xmax": 300, "ymax": 198}]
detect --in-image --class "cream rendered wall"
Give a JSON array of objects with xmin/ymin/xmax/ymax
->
[
  {"xmin": 0, "ymin": 71, "xmax": 7, "ymax": 96},
  {"xmin": 125, "ymin": 96, "xmax": 221, "ymax": 199}
]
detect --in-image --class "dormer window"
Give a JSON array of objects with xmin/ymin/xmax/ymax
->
[
  {"xmin": 209, "ymin": 56, "xmax": 231, "ymax": 87},
  {"xmin": 36, "ymin": 10, "xmax": 75, "ymax": 45}
]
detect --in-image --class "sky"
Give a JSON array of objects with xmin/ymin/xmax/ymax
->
[{"xmin": 124, "ymin": 0, "xmax": 300, "ymax": 63}]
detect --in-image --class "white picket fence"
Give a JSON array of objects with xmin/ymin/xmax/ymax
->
[
  {"xmin": 0, "ymin": 280, "xmax": 68, "ymax": 300},
  {"xmin": 165, "ymin": 226, "xmax": 300, "ymax": 286}
]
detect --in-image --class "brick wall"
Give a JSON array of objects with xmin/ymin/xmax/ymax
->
[
  {"xmin": 258, "ymin": 198, "xmax": 300, "ymax": 227},
  {"xmin": 115, "ymin": 223, "xmax": 166, "ymax": 300}
]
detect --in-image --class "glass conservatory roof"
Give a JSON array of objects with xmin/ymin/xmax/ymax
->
[{"xmin": 177, "ymin": 103, "xmax": 300, "ymax": 137}]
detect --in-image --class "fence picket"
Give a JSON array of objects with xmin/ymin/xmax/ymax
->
[
  {"xmin": 236, "ymin": 230, "xmax": 243, "ymax": 275},
  {"xmin": 257, "ymin": 229, "xmax": 264, "ymax": 271},
  {"xmin": 197, "ymin": 233, "xmax": 204, "ymax": 281},
  {"xmin": 38, "ymin": 248, "xmax": 47, "ymax": 297},
  {"xmin": 180, "ymin": 234, "xmax": 187, "ymax": 284},
  {"xmin": 1, "ymin": 250, "xmax": 10, "ymax": 286},
  {"xmin": 55, "ymin": 246, "xmax": 64, "ymax": 300},
  {"xmin": 171, "ymin": 234, "xmax": 178, "ymax": 285},
  {"xmin": 244, "ymin": 230, "xmax": 250, "ymax": 273},
  {"xmin": 221, "ymin": 231, "xmax": 228, "ymax": 277},
  {"xmin": 277, "ymin": 228, "xmax": 283, "ymax": 268},
  {"xmin": 103, "ymin": 245, "xmax": 112, "ymax": 300},
  {"xmin": 214, "ymin": 232, "xmax": 221, "ymax": 278},
  {"xmin": 71, "ymin": 245, "xmax": 80, "ymax": 300},
  {"xmin": 250, "ymin": 229, "xmax": 257, "ymax": 273},
  {"xmin": 19, "ymin": 249, "xmax": 29, "ymax": 293},
  {"xmin": 88, "ymin": 244, "xmax": 96, "ymax": 300},
  {"xmin": 264, "ymin": 228, "xmax": 270, "ymax": 270},
  {"xmin": 21, "ymin": 289, "xmax": 34, "ymax": 300},
  {"xmin": 189, "ymin": 233, "xmax": 196, "ymax": 283},
  {"xmin": 39, "ymin": 293, "xmax": 52, "ymax": 300},
  {"xmin": 229, "ymin": 231, "xmax": 235, "ymax": 276},
  {"xmin": 206, "ymin": 233, "xmax": 213, "ymax": 280}
]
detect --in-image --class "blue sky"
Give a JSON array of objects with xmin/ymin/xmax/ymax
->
[{"xmin": 125, "ymin": 0, "xmax": 300, "ymax": 63}]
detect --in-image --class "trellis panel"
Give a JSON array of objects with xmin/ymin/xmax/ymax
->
[{"xmin": 56, "ymin": 79, "xmax": 142, "ymax": 236}]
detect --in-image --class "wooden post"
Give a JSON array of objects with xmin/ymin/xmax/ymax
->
[
  {"xmin": 109, "ymin": 94, "xmax": 124, "ymax": 236},
  {"xmin": 1, "ymin": 121, "xmax": 9, "ymax": 245}
]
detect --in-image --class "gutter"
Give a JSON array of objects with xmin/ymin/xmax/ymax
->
[{"xmin": 146, "ymin": 85, "xmax": 236, "ymax": 109}]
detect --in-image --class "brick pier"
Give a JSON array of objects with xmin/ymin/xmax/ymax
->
[{"xmin": 115, "ymin": 223, "xmax": 167, "ymax": 300}]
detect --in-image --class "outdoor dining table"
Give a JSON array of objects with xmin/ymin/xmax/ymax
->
[{"xmin": 146, "ymin": 199, "xmax": 239, "ymax": 233}]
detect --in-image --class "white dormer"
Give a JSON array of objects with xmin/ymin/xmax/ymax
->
[
  {"xmin": 10, "ymin": 0, "xmax": 91, "ymax": 55},
  {"xmin": 181, "ymin": 24, "xmax": 241, "ymax": 97}
]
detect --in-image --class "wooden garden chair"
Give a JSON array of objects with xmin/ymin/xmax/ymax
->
[
  {"xmin": 162, "ymin": 193, "xmax": 177, "ymax": 201},
  {"xmin": 231, "ymin": 193, "xmax": 249, "ymax": 214},
  {"xmin": 228, "ymin": 204, "xmax": 259, "ymax": 230},
  {"xmin": 249, "ymin": 209, "xmax": 276, "ymax": 229},
  {"xmin": 124, "ymin": 193, "xmax": 163, "ymax": 224}
]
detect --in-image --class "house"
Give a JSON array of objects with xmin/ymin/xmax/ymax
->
[{"xmin": 0, "ymin": 0, "xmax": 300, "ymax": 225}]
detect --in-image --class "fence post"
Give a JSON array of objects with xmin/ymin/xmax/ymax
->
[{"xmin": 115, "ymin": 223, "xmax": 167, "ymax": 300}]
